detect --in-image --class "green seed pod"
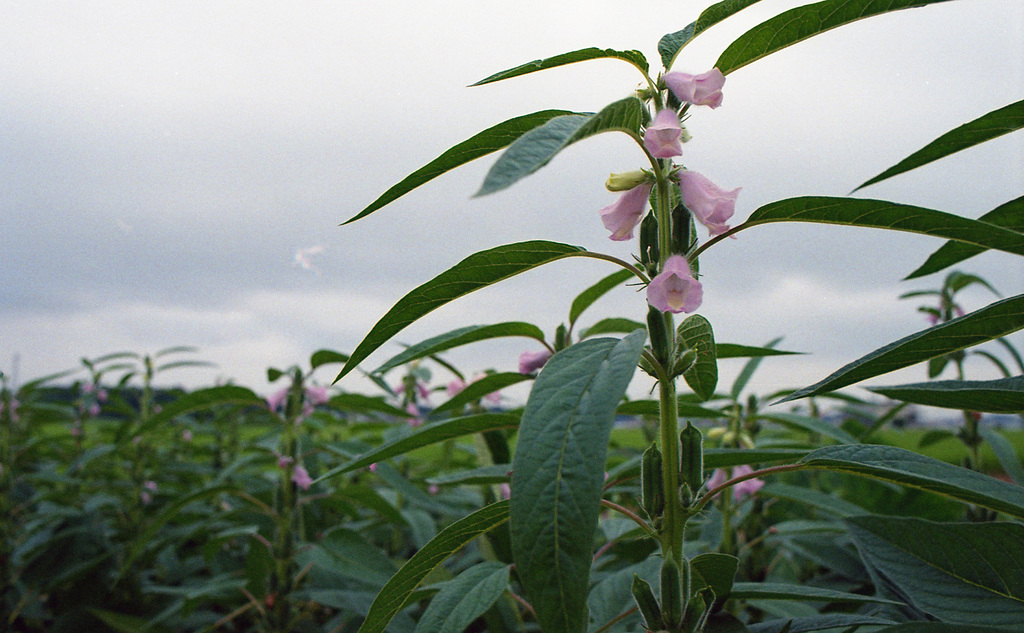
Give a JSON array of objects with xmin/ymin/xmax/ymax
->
[
  {"xmin": 661, "ymin": 556, "xmax": 684, "ymax": 629},
  {"xmin": 670, "ymin": 348, "xmax": 697, "ymax": 378},
  {"xmin": 631, "ymin": 573, "xmax": 664, "ymax": 631},
  {"xmin": 640, "ymin": 443, "xmax": 664, "ymax": 520},
  {"xmin": 639, "ymin": 212, "xmax": 660, "ymax": 275},
  {"xmin": 679, "ymin": 422, "xmax": 704, "ymax": 490},
  {"xmin": 671, "ymin": 203, "xmax": 693, "ymax": 256},
  {"xmin": 647, "ymin": 306, "xmax": 670, "ymax": 365}
]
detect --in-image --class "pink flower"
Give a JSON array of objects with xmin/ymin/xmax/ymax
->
[
  {"xmin": 600, "ymin": 183, "xmax": 652, "ymax": 241},
  {"xmin": 643, "ymin": 109, "xmax": 683, "ymax": 158},
  {"xmin": 182, "ymin": 429, "xmax": 193, "ymax": 442},
  {"xmin": 519, "ymin": 349, "xmax": 553, "ymax": 375},
  {"xmin": 306, "ymin": 385, "xmax": 329, "ymax": 406},
  {"xmin": 446, "ymin": 378, "xmax": 467, "ymax": 397},
  {"xmin": 292, "ymin": 465, "xmax": 313, "ymax": 490},
  {"xmin": 706, "ymin": 468, "xmax": 728, "ymax": 492},
  {"xmin": 646, "ymin": 255, "xmax": 703, "ymax": 314},
  {"xmin": 406, "ymin": 403, "xmax": 423, "ymax": 428},
  {"xmin": 140, "ymin": 491, "xmax": 152, "ymax": 504},
  {"xmin": 368, "ymin": 463, "xmax": 377, "ymax": 473},
  {"xmin": 266, "ymin": 387, "xmax": 289, "ymax": 412},
  {"xmin": 677, "ymin": 171, "xmax": 740, "ymax": 236},
  {"xmin": 143, "ymin": 480, "xmax": 158, "ymax": 492},
  {"xmin": 277, "ymin": 455, "xmax": 294, "ymax": 469},
  {"xmin": 88, "ymin": 403, "xmax": 101, "ymax": 417},
  {"xmin": 664, "ymin": 69, "xmax": 726, "ymax": 108},
  {"xmin": 729, "ymin": 464, "xmax": 764, "ymax": 501},
  {"xmin": 428, "ymin": 484, "xmax": 440, "ymax": 495}
]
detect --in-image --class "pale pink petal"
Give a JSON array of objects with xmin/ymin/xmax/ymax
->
[
  {"xmin": 292, "ymin": 465, "xmax": 313, "ymax": 490},
  {"xmin": 643, "ymin": 109, "xmax": 683, "ymax": 158},
  {"xmin": 519, "ymin": 349, "xmax": 553, "ymax": 375},
  {"xmin": 677, "ymin": 171, "xmax": 740, "ymax": 236},
  {"xmin": 266, "ymin": 387, "xmax": 290, "ymax": 412},
  {"xmin": 664, "ymin": 69, "xmax": 726, "ymax": 108},
  {"xmin": 599, "ymin": 183, "xmax": 652, "ymax": 241}
]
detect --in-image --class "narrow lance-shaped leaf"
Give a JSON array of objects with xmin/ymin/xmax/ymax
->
[
  {"xmin": 428, "ymin": 372, "xmax": 531, "ymax": 418},
  {"xmin": 729, "ymin": 581, "xmax": 902, "ymax": 605},
  {"xmin": 356, "ymin": 501, "xmax": 510, "ymax": 633},
  {"xmin": 715, "ymin": 0, "xmax": 957, "ymax": 76},
  {"xmin": 472, "ymin": 47, "xmax": 649, "ymax": 86},
  {"xmin": 315, "ymin": 413, "xmax": 520, "ymax": 482},
  {"xmin": 344, "ymin": 110, "xmax": 574, "ymax": 224},
  {"xmin": 800, "ymin": 444, "xmax": 1024, "ymax": 518},
  {"xmin": 779, "ymin": 293, "xmax": 1024, "ymax": 402},
  {"xmin": 857, "ymin": 99, "xmax": 1024, "ymax": 191},
  {"xmin": 414, "ymin": 562, "xmax": 511, "ymax": 633},
  {"xmin": 511, "ymin": 331, "xmax": 647, "ymax": 633},
  {"xmin": 725, "ymin": 197, "xmax": 1024, "ymax": 260},
  {"xmin": 372, "ymin": 322, "xmax": 545, "ymax": 375},
  {"xmin": 477, "ymin": 97, "xmax": 646, "ymax": 197},
  {"xmin": 334, "ymin": 241, "xmax": 586, "ymax": 382},
  {"xmin": 868, "ymin": 376, "xmax": 1024, "ymax": 413},
  {"xmin": 569, "ymin": 268, "xmax": 634, "ymax": 328},
  {"xmin": 846, "ymin": 516, "xmax": 1024, "ymax": 627},
  {"xmin": 978, "ymin": 426, "xmax": 1024, "ymax": 486},
  {"xmin": 658, "ymin": 0, "xmax": 765, "ymax": 69},
  {"xmin": 906, "ymin": 196, "xmax": 1024, "ymax": 279}
]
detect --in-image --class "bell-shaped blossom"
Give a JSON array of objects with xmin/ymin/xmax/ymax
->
[
  {"xmin": 519, "ymin": 349, "xmax": 553, "ymax": 375},
  {"xmin": 600, "ymin": 183, "xmax": 653, "ymax": 241},
  {"xmin": 677, "ymin": 171, "xmax": 740, "ymax": 236},
  {"xmin": 643, "ymin": 109, "xmax": 684, "ymax": 158},
  {"xmin": 446, "ymin": 378, "xmax": 467, "ymax": 397},
  {"xmin": 647, "ymin": 255, "xmax": 703, "ymax": 314},
  {"xmin": 664, "ymin": 69, "xmax": 726, "ymax": 108},
  {"xmin": 266, "ymin": 386, "xmax": 290, "ymax": 412},
  {"xmin": 306, "ymin": 385, "xmax": 330, "ymax": 406},
  {"xmin": 292, "ymin": 465, "xmax": 313, "ymax": 490}
]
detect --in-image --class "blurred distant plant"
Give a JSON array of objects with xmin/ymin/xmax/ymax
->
[{"xmin": 331, "ymin": 0, "xmax": 1024, "ymax": 632}]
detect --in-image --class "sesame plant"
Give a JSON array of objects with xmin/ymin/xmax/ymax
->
[{"xmin": 332, "ymin": 1, "xmax": 1024, "ymax": 632}]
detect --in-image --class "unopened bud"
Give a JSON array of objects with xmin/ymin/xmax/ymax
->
[
  {"xmin": 605, "ymin": 170, "xmax": 649, "ymax": 192},
  {"xmin": 680, "ymin": 124, "xmax": 693, "ymax": 143}
]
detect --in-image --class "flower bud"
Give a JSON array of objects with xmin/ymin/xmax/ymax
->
[{"xmin": 605, "ymin": 170, "xmax": 649, "ymax": 192}]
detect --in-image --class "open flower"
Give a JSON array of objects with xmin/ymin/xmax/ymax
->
[
  {"xmin": 729, "ymin": 464, "xmax": 764, "ymax": 501},
  {"xmin": 519, "ymin": 349, "xmax": 553, "ymax": 375},
  {"xmin": 643, "ymin": 109, "xmax": 683, "ymax": 158},
  {"xmin": 677, "ymin": 171, "xmax": 740, "ymax": 236},
  {"xmin": 647, "ymin": 255, "xmax": 703, "ymax": 314},
  {"xmin": 600, "ymin": 183, "xmax": 652, "ymax": 241},
  {"xmin": 664, "ymin": 69, "xmax": 726, "ymax": 108}
]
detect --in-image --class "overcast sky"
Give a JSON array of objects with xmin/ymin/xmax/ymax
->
[{"xmin": 3, "ymin": 0, "xmax": 1023, "ymax": 404}]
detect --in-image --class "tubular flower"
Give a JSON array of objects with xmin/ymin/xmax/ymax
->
[
  {"xmin": 677, "ymin": 170, "xmax": 740, "ymax": 236},
  {"xmin": 643, "ymin": 109, "xmax": 684, "ymax": 158},
  {"xmin": 292, "ymin": 465, "xmax": 313, "ymax": 490},
  {"xmin": 600, "ymin": 183, "xmax": 653, "ymax": 241},
  {"xmin": 729, "ymin": 464, "xmax": 764, "ymax": 501},
  {"xmin": 519, "ymin": 349, "xmax": 553, "ymax": 375},
  {"xmin": 664, "ymin": 69, "xmax": 726, "ymax": 108},
  {"xmin": 647, "ymin": 255, "xmax": 703, "ymax": 314}
]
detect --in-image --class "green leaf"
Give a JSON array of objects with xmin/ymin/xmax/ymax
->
[
  {"xmin": 316, "ymin": 413, "xmax": 519, "ymax": 482},
  {"xmin": 704, "ymin": 448, "xmax": 810, "ymax": 469},
  {"xmin": 780, "ymin": 294, "xmax": 1024, "ymax": 402},
  {"xmin": 730, "ymin": 581, "xmax": 902, "ymax": 605},
  {"xmin": 691, "ymin": 552, "xmax": 739, "ymax": 598},
  {"xmin": 334, "ymin": 241, "xmax": 586, "ymax": 382},
  {"xmin": 373, "ymin": 323, "xmax": 545, "ymax": 375},
  {"xmin": 906, "ymin": 196, "xmax": 1024, "ymax": 279},
  {"xmin": 715, "ymin": 0, "xmax": 957, "ymax": 75},
  {"xmin": 314, "ymin": 528, "xmax": 398, "ymax": 588},
  {"xmin": 133, "ymin": 385, "xmax": 264, "ymax": 437},
  {"xmin": 748, "ymin": 614, "xmax": 897, "ymax": 633},
  {"xmin": 579, "ymin": 317, "xmax": 646, "ymax": 339},
  {"xmin": 758, "ymin": 412, "xmax": 859, "ymax": 444},
  {"xmin": 511, "ymin": 331, "xmax": 647, "ymax": 633},
  {"xmin": 799, "ymin": 445, "xmax": 1024, "ymax": 518},
  {"xmin": 979, "ymin": 426, "xmax": 1024, "ymax": 485},
  {"xmin": 847, "ymin": 516, "xmax": 1024, "ymax": 628},
  {"xmin": 716, "ymin": 343, "xmax": 800, "ymax": 359},
  {"xmin": 569, "ymin": 269, "xmax": 634, "ymax": 327},
  {"xmin": 414, "ymin": 562, "xmax": 510, "ymax": 633},
  {"xmin": 87, "ymin": 609, "xmax": 174, "ymax": 633},
  {"xmin": 730, "ymin": 338, "xmax": 782, "ymax": 400},
  {"xmin": 616, "ymin": 398, "xmax": 726, "ymax": 419},
  {"xmin": 857, "ymin": 99, "xmax": 1024, "ymax": 190},
  {"xmin": 734, "ymin": 197, "xmax": 1024, "ymax": 259},
  {"xmin": 345, "ymin": 110, "xmax": 574, "ymax": 224},
  {"xmin": 868, "ymin": 376, "xmax": 1024, "ymax": 413},
  {"xmin": 429, "ymin": 373, "xmax": 531, "ymax": 418},
  {"xmin": 878, "ymin": 623, "xmax": 1024, "ymax": 632},
  {"xmin": 356, "ymin": 500, "xmax": 510, "ymax": 633},
  {"xmin": 310, "ymin": 349, "xmax": 350, "ymax": 369},
  {"xmin": 659, "ymin": 0, "xmax": 765, "ymax": 69},
  {"xmin": 477, "ymin": 97, "xmax": 646, "ymax": 196},
  {"xmin": 472, "ymin": 48, "xmax": 649, "ymax": 86},
  {"xmin": 327, "ymin": 393, "xmax": 413, "ymax": 419},
  {"xmin": 426, "ymin": 464, "xmax": 511, "ymax": 486},
  {"xmin": 679, "ymin": 315, "xmax": 718, "ymax": 401},
  {"xmin": 759, "ymin": 483, "xmax": 867, "ymax": 517}
]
